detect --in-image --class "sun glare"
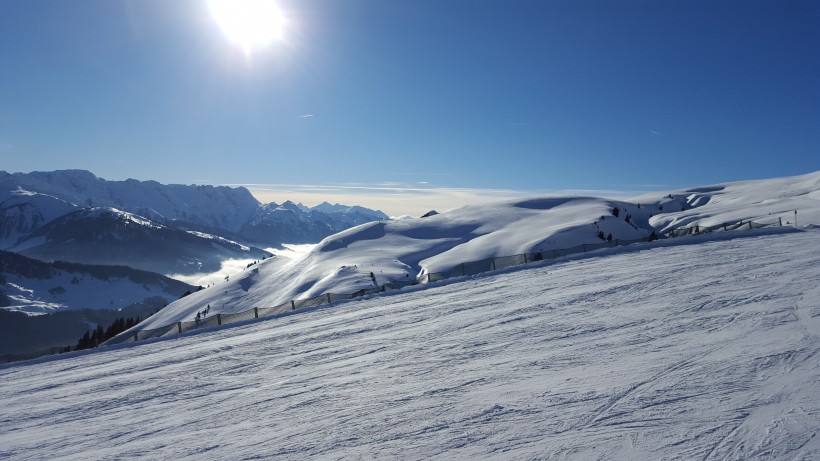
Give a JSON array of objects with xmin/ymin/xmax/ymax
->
[{"xmin": 208, "ymin": 0, "xmax": 285, "ymax": 54}]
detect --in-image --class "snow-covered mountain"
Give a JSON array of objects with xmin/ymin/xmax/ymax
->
[
  {"xmin": 135, "ymin": 171, "xmax": 820, "ymax": 331},
  {"xmin": 0, "ymin": 188, "xmax": 78, "ymax": 248},
  {"xmin": 2, "ymin": 229, "xmax": 817, "ymax": 459},
  {"xmin": 0, "ymin": 250, "xmax": 196, "ymax": 355},
  {"xmin": 0, "ymin": 169, "xmax": 261, "ymax": 235},
  {"xmin": 239, "ymin": 200, "xmax": 389, "ymax": 244},
  {"xmin": 0, "ymin": 250, "xmax": 195, "ymax": 315},
  {"xmin": 311, "ymin": 201, "xmax": 389, "ymax": 220},
  {"xmin": 1, "ymin": 171, "xmax": 819, "ymax": 458},
  {"xmin": 635, "ymin": 171, "xmax": 820, "ymax": 232},
  {"xmin": 0, "ymin": 170, "xmax": 390, "ymax": 274},
  {"xmin": 0, "ymin": 170, "xmax": 389, "ymax": 246},
  {"xmin": 11, "ymin": 207, "xmax": 270, "ymax": 275}
]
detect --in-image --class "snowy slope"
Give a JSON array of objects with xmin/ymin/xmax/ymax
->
[
  {"xmin": 0, "ymin": 188, "xmax": 77, "ymax": 248},
  {"xmin": 136, "ymin": 196, "xmax": 653, "ymax": 329},
  {"xmin": 635, "ymin": 170, "xmax": 820, "ymax": 233},
  {"xmin": 0, "ymin": 250, "xmax": 195, "ymax": 315},
  {"xmin": 137, "ymin": 171, "xmax": 819, "ymax": 330},
  {"xmin": 0, "ymin": 170, "xmax": 391, "ymax": 248},
  {"xmin": 311, "ymin": 200, "xmax": 390, "ymax": 221},
  {"xmin": 0, "ymin": 251, "xmax": 197, "ymax": 355},
  {"xmin": 0, "ymin": 169, "xmax": 261, "ymax": 234},
  {"xmin": 239, "ymin": 200, "xmax": 389, "ymax": 245},
  {"xmin": 1, "ymin": 231, "xmax": 817, "ymax": 460},
  {"xmin": 10, "ymin": 207, "xmax": 270, "ymax": 275}
]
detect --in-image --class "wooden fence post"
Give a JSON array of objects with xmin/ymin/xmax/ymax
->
[
  {"xmin": 217, "ymin": 314, "xmax": 222, "ymax": 326},
  {"xmin": 291, "ymin": 300, "xmax": 296, "ymax": 310},
  {"xmin": 177, "ymin": 322, "xmax": 182, "ymax": 333},
  {"xmin": 327, "ymin": 293, "xmax": 332, "ymax": 304},
  {"xmin": 254, "ymin": 307, "xmax": 259, "ymax": 318}
]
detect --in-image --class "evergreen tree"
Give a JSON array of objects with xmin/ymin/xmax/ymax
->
[{"xmin": 76, "ymin": 331, "xmax": 92, "ymax": 350}]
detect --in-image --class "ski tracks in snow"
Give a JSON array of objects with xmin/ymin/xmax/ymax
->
[{"xmin": 1, "ymin": 231, "xmax": 819, "ymax": 460}]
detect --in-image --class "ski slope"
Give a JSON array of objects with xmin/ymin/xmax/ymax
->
[
  {"xmin": 1, "ymin": 230, "xmax": 818, "ymax": 460},
  {"xmin": 135, "ymin": 171, "xmax": 820, "ymax": 331}
]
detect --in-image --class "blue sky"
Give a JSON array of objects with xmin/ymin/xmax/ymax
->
[{"xmin": 1, "ymin": 0, "xmax": 818, "ymax": 215}]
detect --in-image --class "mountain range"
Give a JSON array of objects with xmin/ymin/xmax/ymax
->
[
  {"xmin": 4, "ymin": 202, "xmax": 818, "ymax": 460},
  {"xmin": 130, "ymin": 170, "xmax": 820, "ymax": 334},
  {"xmin": 0, "ymin": 170, "xmax": 389, "ymax": 275},
  {"xmin": 2, "ymin": 170, "xmax": 818, "ymax": 357},
  {"xmin": 0, "ymin": 250, "xmax": 195, "ymax": 355},
  {"xmin": 0, "ymin": 170, "xmax": 389, "ymax": 356}
]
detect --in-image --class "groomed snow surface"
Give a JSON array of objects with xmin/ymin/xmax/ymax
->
[
  {"xmin": 2, "ymin": 231, "xmax": 819, "ymax": 460},
  {"xmin": 133, "ymin": 171, "xmax": 820, "ymax": 332}
]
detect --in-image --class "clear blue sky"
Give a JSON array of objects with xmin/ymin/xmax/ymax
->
[{"xmin": 1, "ymin": 0, "xmax": 818, "ymax": 214}]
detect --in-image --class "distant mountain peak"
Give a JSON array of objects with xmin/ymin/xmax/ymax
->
[{"xmin": 1, "ymin": 169, "xmax": 395, "ymax": 264}]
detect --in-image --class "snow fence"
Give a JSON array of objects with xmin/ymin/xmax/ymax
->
[
  {"xmin": 420, "ymin": 238, "xmax": 650, "ymax": 283},
  {"xmin": 662, "ymin": 217, "xmax": 784, "ymax": 238},
  {"xmin": 101, "ymin": 217, "xmax": 783, "ymax": 348}
]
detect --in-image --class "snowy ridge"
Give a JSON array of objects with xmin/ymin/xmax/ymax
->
[
  {"xmin": 239, "ymin": 200, "xmax": 389, "ymax": 244},
  {"xmin": 2, "ymin": 230, "xmax": 818, "ymax": 459},
  {"xmin": 635, "ymin": 170, "xmax": 820, "ymax": 232},
  {"xmin": 0, "ymin": 250, "xmax": 196, "ymax": 356},
  {"xmin": 9, "ymin": 207, "xmax": 269, "ymax": 276},
  {"xmin": 0, "ymin": 188, "xmax": 77, "ymax": 248},
  {"xmin": 128, "ymin": 196, "xmax": 653, "ymax": 330},
  {"xmin": 0, "ymin": 250, "xmax": 194, "ymax": 315},
  {"xmin": 130, "ymin": 171, "xmax": 820, "ymax": 332},
  {"xmin": 0, "ymin": 170, "xmax": 261, "ymax": 234},
  {"xmin": 0, "ymin": 170, "xmax": 390, "ymax": 249}
]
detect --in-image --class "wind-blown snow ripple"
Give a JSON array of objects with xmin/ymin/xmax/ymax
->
[{"xmin": 0, "ymin": 231, "xmax": 818, "ymax": 460}]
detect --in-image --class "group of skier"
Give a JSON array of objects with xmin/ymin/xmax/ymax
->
[{"xmin": 195, "ymin": 305, "xmax": 211, "ymax": 322}]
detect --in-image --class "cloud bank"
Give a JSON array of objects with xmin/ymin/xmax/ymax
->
[{"xmin": 227, "ymin": 182, "xmax": 643, "ymax": 217}]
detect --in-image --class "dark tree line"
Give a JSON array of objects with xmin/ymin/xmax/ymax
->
[
  {"xmin": 75, "ymin": 315, "xmax": 141, "ymax": 350},
  {"xmin": 179, "ymin": 285, "xmax": 205, "ymax": 299}
]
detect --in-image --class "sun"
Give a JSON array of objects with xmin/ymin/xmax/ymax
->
[{"xmin": 208, "ymin": 0, "xmax": 285, "ymax": 54}]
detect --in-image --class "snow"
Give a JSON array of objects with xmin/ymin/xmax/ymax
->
[
  {"xmin": 167, "ymin": 246, "xmax": 316, "ymax": 289},
  {"xmin": 1, "ymin": 267, "xmax": 187, "ymax": 315},
  {"xmin": 0, "ymin": 169, "xmax": 261, "ymax": 233},
  {"xmin": 168, "ymin": 257, "xmax": 269, "ymax": 288},
  {"xmin": 634, "ymin": 170, "xmax": 820, "ymax": 232},
  {"xmin": 0, "ymin": 188, "xmax": 77, "ymax": 247},
  {"xmin": 1, "ymin": 170, "xmax": 392, "ymax": 250},
  {"xmin": 1, "ymin": 230, "xmax": 818, "ymax": 459},
  {"xmin": 185, "ymin": 230, "xmax": 253, "ymax": 251},
  {"xmin": 266, "ymin": 243, "xmax": 316, "ymax": 259},
  {"xmin": 135, "ymin": 171, "xmax": 820, "ymax": 331},
  {"xmin": 136, "ymin": 196, "xmax": 647, "ymax": 328}
]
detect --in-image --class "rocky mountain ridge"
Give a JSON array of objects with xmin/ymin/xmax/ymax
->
[{"xmin": 0, "ymin": 170, "xmax": 390, "ymax": 273}]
